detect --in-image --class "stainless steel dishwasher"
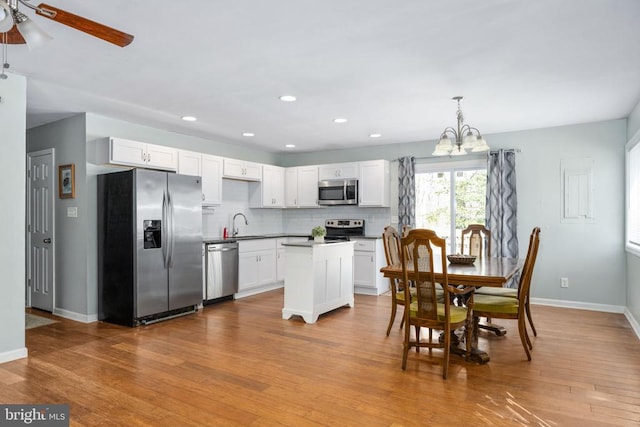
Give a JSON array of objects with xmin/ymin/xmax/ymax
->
[{"xmin": 204, "ymin": 241, "xmax": 238, "ymax": 304}]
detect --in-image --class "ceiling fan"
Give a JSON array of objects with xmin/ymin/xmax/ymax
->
[{"xmin": 0, "ymin": 0, "xmax": 134, "ymax": 49}]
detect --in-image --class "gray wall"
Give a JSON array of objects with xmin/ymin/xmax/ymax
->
[
  {"xmin": 0, "ymin": 73, "xmax": 27, "ymax": 362},
  {"xmin": 27, "ymin": 114, "xmax": 89, "ymax": 318},
  {"xmin": 627, "ymin": 100, "xmax": 640, "ymax": 323}
]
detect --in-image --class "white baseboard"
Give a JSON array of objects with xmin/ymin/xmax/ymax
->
[
  {"xmin": 531, "ymin": 297, "xmax": 639, "ymax": 340},
  {"xmin": 530, "ymin": 297, "xmax": 625, "ymax": 313},
  {"xmin": 235, "ymin": 283, "xmax": 284, "ymax": 299},
  {"xmin": 624, "ymin": 307, "xmax": 640, "ymax": 340},
  {"xmin": 0, "ymin": 347, "xmax": 28, "ymax": 364},
  {"xmin": 53, "ymin": 308, "xmax": 98, "ymax": 323}
]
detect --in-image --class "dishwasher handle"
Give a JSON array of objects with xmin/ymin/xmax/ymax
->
[{"xmin": 208, "ymin": 247, "xmax": 237, "ymax": 252}]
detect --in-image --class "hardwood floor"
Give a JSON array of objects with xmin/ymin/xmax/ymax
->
[{"xmin": 3, "ymin": 291, "xmax": 640, "ymax": 426}]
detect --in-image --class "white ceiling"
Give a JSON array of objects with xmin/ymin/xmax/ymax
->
[{"xmin": 6, "ymin": 0, "xmax": 640, "ymax": 153}]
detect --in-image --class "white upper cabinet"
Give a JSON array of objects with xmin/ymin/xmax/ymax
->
[
  {"xmin": 285, "ymin": 165, "xmax": 319, "ymax": 208},
  {"xmin": 249, "ymin": 165, "xmax": 284, "ymax": 208},
  {"xmin": 201, "ymin": 155, "xmax": 223, "ymax": 206},
  {"xmin": 223, "ymin": 158, "xmax": 262, "ymax": 181},
  {"xmin": 318, "ymin": 162, "xmax": 359, "ymax": 180},
  {"xmin": 358, "ymin": 160, "xmax": 390, "ymax": 207},
  {"xmin": 178, "ymin": 151, "xmax": 223, "ymax": 206},
  {"xmin": 97, "ymin": 137, "xmax": 178, "ymax": 171},
  {"xmin": 177, "ymin": 150, "xmax": 202, "ymax": 176}
]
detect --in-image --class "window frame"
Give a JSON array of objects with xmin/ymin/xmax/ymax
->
[
  {"xmin": 415, "ymin": 158, "xmax": 487, "ymax": 253},
  {"xmin": 626, "ymin": 129, "xmax": 640, "ymax": 257}
]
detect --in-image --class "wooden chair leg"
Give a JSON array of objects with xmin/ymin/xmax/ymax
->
[
  {"xmin": 442, "ymin": 328, "xmax": 451, "ymax": 379},
  {"xmin": 525, "ymin": 300, "xmax": 537, "ymax": 337},
  {"xmin": 400, "ymin": 311, "xmax": 405, "ymax": 330},
  {"xmin": 518, "ymin": 317, "xmax": 532, "ymax": 361},
  {"xmin": 386, "ymin": 302, "xmax": 397, "ymax": 336},
  {"xmin": 414, "ymin": 325, "xmax": 420, "ymax": 353}
]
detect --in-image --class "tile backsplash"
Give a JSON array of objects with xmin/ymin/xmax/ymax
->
[{"xmin": 202, "ymin": 179, "xmax": 391, "ymax": 239}]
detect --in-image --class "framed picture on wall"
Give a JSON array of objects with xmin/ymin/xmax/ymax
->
[{"xmin": 58, "ymin": 164, "xmax": 76, "ymax": 199}]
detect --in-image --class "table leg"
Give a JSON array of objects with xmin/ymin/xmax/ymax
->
[
  {"xmin": 478, "ymin": 319, "xmax": 507, "ymax": 336},
  {"xmin": 440, "ymin": 329, "xmax": 491, "ymax": 364}
]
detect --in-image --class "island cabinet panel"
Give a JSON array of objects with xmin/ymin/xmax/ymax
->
[{"xmin": 282, "ymin": 241, "xmax": 355, "ymax": 324}]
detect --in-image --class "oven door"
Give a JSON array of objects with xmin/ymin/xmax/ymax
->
[{"xmin": 318, "ymin": 179, "xmax": 358, "ymax": 205}]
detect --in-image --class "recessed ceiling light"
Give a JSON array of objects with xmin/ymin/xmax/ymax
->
[
  {"xmin": 279, "ymin": 95, "xmax": 297, "ymax": 102},
  {"xmin": 181, "ymin": 116, "xmax": 197, "ymax": 122},
  {"xmin": 285, "ymin": 144, "xmax": 296, "ymax": 148},
  {"xmin": 242, "ymin": 132, "xmax": 255, "ymax": 137},
  {"xmin": 333, "ymin": 118, "xmax": 348, "ymax": 123},
  {"xmin": 369, "ymin": 133, "xmax": 382, "ymax": 138}
]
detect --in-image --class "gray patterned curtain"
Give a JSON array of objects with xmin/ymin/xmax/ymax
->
[
  {"xmin": 486, "ymin": 149, "xmax": 519, "ymax": 265},
  {"xmin": 398, "ymin": 156, "xmax": 415, "ymax": 230}
]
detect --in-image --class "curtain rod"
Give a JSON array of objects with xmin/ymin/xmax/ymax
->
[{"xmin": 399, "ymin": 148, "xmax": 522, "ymax": 162}]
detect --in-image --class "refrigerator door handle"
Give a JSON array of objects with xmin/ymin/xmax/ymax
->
[
  {"xmin": 167, "ymin": 190, "xmax": 175, "ymax": 268},
  {"xmin": 162, "ymin": 190, "xmax": 170, "ymax": 268}
]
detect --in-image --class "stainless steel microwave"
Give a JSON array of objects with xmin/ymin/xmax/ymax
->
[{"xmin": 318, "ymin": 179, "xmax": 358, "ymax": 205}]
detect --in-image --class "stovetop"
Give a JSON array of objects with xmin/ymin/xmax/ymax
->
[{"xmin": 325, "ymin": 219, "xmax": 365, "ymax": 240}]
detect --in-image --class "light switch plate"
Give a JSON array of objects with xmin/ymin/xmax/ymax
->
[{"xmin": 67, "ymin": 207, "xmax": 78, "ymax": 218}]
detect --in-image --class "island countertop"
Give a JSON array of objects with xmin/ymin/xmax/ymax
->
[{"xmin": 282, "ymin": 240, "xmax": 356, "ymax": 248}]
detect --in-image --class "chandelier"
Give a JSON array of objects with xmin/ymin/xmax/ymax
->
[{"xmin": 432, "ymin": 96, "xmax": 490, "ymax": 156}]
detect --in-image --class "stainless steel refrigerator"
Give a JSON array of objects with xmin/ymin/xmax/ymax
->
[{"xmin": 98, "ymin": 168, "xmax": 203, "ymax": 326}]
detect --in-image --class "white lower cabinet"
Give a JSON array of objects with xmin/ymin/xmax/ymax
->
[
  {"xmin": 237, "ymin": 239, "xmax": 278, "ymax": 298},
  {"xmin": 353, "ymin": 238, "xmax": 389, "ymax": 295}
]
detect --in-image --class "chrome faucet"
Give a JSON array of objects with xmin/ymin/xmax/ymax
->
[{"xmin": 232, "ymin": 212, "xmax": 248, "ymax": 237}]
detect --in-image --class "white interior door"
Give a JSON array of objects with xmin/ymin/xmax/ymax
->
[{"xmin": 27, "ymin": 149, "xmax": 55, "ymax": 312}]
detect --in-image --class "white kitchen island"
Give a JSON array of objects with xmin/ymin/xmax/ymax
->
[{"xmin": 281, "ymin": 240, "xmax": 355, "ymax": 324}]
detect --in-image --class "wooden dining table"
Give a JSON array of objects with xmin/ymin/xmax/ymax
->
[{"xmin": 380, "ymin": 256, "xmax": 523, "ymax": 364}]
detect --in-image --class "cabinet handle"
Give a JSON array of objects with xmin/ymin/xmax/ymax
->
[
  {"xmin": 202, "ymin": 194, "xmax": 205, "ymax": 201},
  {"xmin": 147, "ymin": 153, "xmax": 151, "ymax": 163}
]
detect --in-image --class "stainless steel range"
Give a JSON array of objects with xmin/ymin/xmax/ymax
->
[{"xmin": 324, "ymin": 219, "xmax": 365, "ymax": 240}]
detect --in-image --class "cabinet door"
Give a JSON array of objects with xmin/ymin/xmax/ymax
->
[
  {"xmin": 318, "ymin": 163, "xmax": 358, "ymax": 180},
  {"xmin": 223, "ymin": 158, "xmax": 245, "ymax": 179},
  {"xmin": 243, "ymin": 161, "xmax": 263, "ymax": 181},
  {"xmin": 277, "ymin": 248, "xmax": 285, "ymax": 282},
  {"xmin": 223, "ymin": 158, "xmax": 262, "ymax": 181},
  {"xmin": 202, "ymin": 155, "xmax": 222, "ymax": 205},
  {"xmin": 238, "ymin": 252, "xmax": 259, "ymax": 291},
  {"xmin": 110, "ymin": 138, "xmax": 147, "ymax": 167},
  {"xmin": 257, "ymin": 250, "xmax": 277, "ymax": 285},
  {"xmin": 354, "ymin": 251, "xmax": 375, "ymax": 286},
  {"xmin": 145, "ymin": 143, "xmax": 178, "ymax": 171},
  {"xmin": 285, "ymin": 168, "xmax": 299, "ymax": 207},
  {"xmin": 358, "ymin": 160, "xmax": 389, "ymax": 207},
  {"xmin": 177, "ymin": 150, "xmax": 202, "ymax": 176},
  {"xmin": 297, "ymin": 166, "xmax": 319, "ymax": 207},
  {"xmin": 270, "ymin": 166, "xmax": 285, "ymax": 207}
]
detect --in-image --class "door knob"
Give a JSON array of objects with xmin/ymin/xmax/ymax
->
[{"xmin": 43, "ymin": 238, "xmax": 52, "ymax": 244}]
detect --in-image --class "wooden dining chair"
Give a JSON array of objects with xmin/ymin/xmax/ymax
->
[
  {"xmin": 400, "ymin": 229, "xmax": 475, "ymax": 379},
  {"xmin": 472, "ymin": 227, "xmax": 541, "ymax": 360},
  {"xmin": 382, "ymin": 226, "xmax": 414, "ymax": 335},
  {"xmin": 474, "ymin": 226, "xmax": 540, "ymax": 337},
  {"xmin": 460, "ymin": 224, "xmax": 491, "ymax": 258}
]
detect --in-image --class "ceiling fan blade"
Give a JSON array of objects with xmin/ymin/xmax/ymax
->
[
  {"xmin": 2, "ymin": 25, "xmax": 27, "ymax": 44},
  {"xmin": 35, "ymin": 3, "xmax": 134, "ymax": 47}
]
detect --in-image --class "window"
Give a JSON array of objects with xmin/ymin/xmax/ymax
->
[
  {"xmin": 627, "ymin": 131, "xmax": 640, "ymax": 257},
  {"xmin": 415, "ymin": 159, "xmax": 487, "ymax": 254}
]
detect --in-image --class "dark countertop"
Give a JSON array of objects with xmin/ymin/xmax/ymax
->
[
  {"xmin": 282, "ymin": 240, "xmax": 356, "ymax": 248},
  {"xmin": 203, "ymin": 233, "xmax": 380, "ymax": 244}
]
